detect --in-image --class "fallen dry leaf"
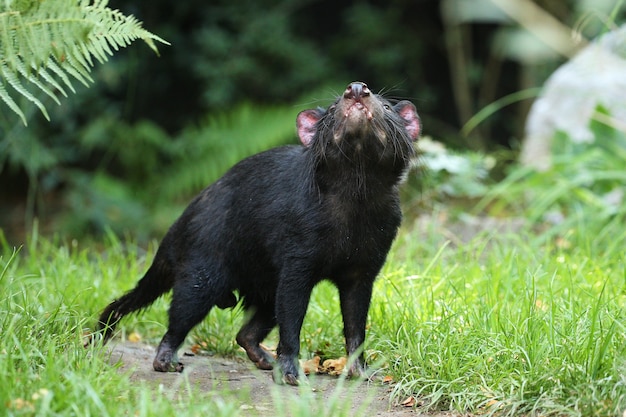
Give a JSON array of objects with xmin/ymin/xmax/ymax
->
[
  {"xmin": 382, "ymin": 375, "xmax": 394, "ymax": 384},
  {"xmin": 321, "ymin": 357, "xmax": 347, "ymax": 376},
  {"xmin": 259, "ymin": 343, "xmax": 276, "ymax": 354},
  {"xmin": 300, "ymin": 356, "xmax": 321, "ymax": 375},
  {"xmin": 6, "ymin": 398, "xmax": 34, "ymax": 412},
  {"xmin": 401, "ymin": 396, "xmax": 416, "ymax": 407},
  {"xmin": 127, "ymin": 332, "xmax": 142, "ymax": 343},
  {"xmin": 190, "ymin": 341, "xmax": 211, "ymax": 354},
  {"xmin": 486, "ymin": 399, "xmax": 499, "ymax": 407}
]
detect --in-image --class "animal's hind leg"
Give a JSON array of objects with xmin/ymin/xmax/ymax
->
[
  {"xmin": 153, "ymin": 281, "xmax": 217, "ymax": 372},
  {"xmin": 236, "ymin": 305, "xmax": 276, "ymax": 370}
]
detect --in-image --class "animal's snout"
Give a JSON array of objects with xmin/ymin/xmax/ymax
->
[{"xmin": 344, "ymin": 82, "xmax": 370, "ymax": 101}]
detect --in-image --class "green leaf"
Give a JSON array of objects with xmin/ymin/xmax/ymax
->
[
  {"xmin": 0, "ymin": 81, "xmax": 27, "ymax": 125},
  {"xmin": 0, "ymin": 0, "xmax": 169, "ymax": 125},
  {"xmin": 0, "ymin": 62, "xmax": 50, "ymax": 121}
]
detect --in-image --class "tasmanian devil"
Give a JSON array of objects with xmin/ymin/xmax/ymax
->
[{"xmin": 93, "ymin": 81, "xmax": 420, "ymax": 385}]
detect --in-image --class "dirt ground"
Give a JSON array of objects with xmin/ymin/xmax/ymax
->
[{"xmin": 108, "ymin": 342, "xmax": 465, "ymax": 417}]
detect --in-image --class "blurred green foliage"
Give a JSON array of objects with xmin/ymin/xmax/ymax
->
[
  {"xmin": 477, "ymin": 104, "xmax": 626, "ymax": 225},
  {"xmin": 0, "ymin": 0, "xmax": 625, "ymax": 242}
]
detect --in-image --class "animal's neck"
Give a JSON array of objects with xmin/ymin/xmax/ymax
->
[{"xmin": 316, "ymin": 160, "xmax": 403, "ymax": 202}]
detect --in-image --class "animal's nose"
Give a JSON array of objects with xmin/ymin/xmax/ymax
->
[{"xmin": 344, "ymin": 82, "xmax": 370, "ymax": 100}]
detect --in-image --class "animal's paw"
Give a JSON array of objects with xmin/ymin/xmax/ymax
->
[
  {"xmin": 237, "ymin": 336, "xmax": 276, "ymax": 371},
  {"xmin": 153, "ymin": 346, "xmax": 183, "ymax": 373},
  {"xmin": 347, "ymin": 361, "xmax": 367, "ymax": 380},
  {"xmin": 153, "ymin": 358, "xmax": 184, "ymax": 372},
  {"xmin": 272, "ymin": 369, "xmax": 306, "ymax": 386},
  {"xmin": 272, "ymin": 356, "xmax": 304, "ymax": 386},
  {"xmin": 255, "ymin": 356, "xmax": 274, "ymax": 371},
  {"xmin": 282, "ymin": 372, "xmax": 300, "ymax": 386}
]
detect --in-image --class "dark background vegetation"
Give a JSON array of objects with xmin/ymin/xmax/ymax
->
[{"xmin": 0, "ymin": 0, "xmax": 622, "ymax": 243}]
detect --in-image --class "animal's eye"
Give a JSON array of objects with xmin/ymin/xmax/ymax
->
[{"xmin": 383, "ymin": 104, "xmax": 391, "ymax": 110}]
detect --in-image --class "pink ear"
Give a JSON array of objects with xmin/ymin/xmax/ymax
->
[
  {"xmin": 297, "ymin": 109, "xmax": 322, "ymax": 147},
  {"xmin": 395, "ymin": 101, "xmax": 421, "ymax": 141}
]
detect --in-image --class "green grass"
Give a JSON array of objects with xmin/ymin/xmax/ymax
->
[
  {"xmin": 372, "ymin": 213, "xmax": 626, "ymax": 415},
  {"xmin": 2, "ymin": 209, "xmax": 626, "ymax": 416}
]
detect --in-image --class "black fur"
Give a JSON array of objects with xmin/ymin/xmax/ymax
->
[{"xmin": 93, "ymin": 82, "xmax": 420, "ymax": 385}]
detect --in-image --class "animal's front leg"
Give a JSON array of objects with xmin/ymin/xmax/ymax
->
[
  {"xmin": 274, "ymin": 274, "xmax": 315, "ymax": 385},
  {"xmin": 338, "ymin": 277, "xmax": 375, "ymax": 379}
]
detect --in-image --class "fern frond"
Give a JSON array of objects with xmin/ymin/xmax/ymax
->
[
  {"xmin": 35, "ymin": 65, "xmax": 69, "ymax": 98},
  {"xmin": 0, "ymin": 61, "xmax": 50, "ymax": 121},
  {"xmin": 160, "ymin": 104, "xmax": 302, "ymax": 201},
  {"xmin": 46, "ymin": 60, "xmax": 77, "ymax": 93},
  {"xmin": 17, "ymin": 60, "xmax": 61, "ymax": 105},
  {"xmin": 0, "ymin": 80, "xmax": 26, "ymax": 123},
  {"xmin": 0, "ymin": 0, "xmax": 168, "ymax": 125}
]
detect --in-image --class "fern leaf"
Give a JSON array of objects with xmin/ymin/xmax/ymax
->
[
  {"xmin": 0, "ymin": 0, "xmax": 168, "ymax": 125},
  {"xmin": 56, "ymin": 57, "xmax": 93, "ymax": 87},
  {"xmin": 46, "ymin": 60, "xmax": 77, "ymax": 93},
  {"xmin": 0, "ymin": 63, "xmax": 50, "ymax": 121},
  {"xmin": 16, "ymin": 61, "xmax": 61, "ymax": 105},
  {"xmin": 0, "ymin": 80, "xmax": 27, "ymax": 125},
  {"xmin": 35, "ymin": 65, "xmax": 68, "ymax": 98}
]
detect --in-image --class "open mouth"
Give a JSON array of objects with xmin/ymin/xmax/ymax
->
[{"xmin": 344, "ymin": 101, "xmax": 373, "ymax": 120}]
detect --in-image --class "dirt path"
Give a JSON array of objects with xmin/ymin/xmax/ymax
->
[{"xmin": 108, "ymin": 342, "xmax": 463, "ymax": 417}]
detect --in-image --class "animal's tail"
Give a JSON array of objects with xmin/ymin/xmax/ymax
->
[{"xmin": 92, "ymin": 261, "xmax": 173, "ymax": 344}]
